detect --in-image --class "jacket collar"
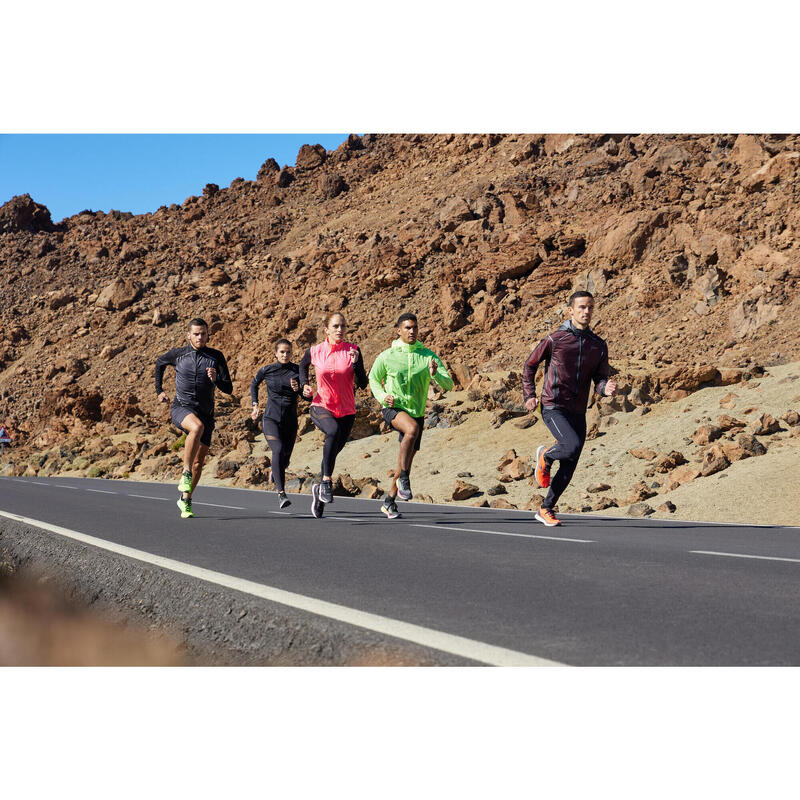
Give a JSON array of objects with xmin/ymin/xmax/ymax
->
[
  {"xmin": 558, "ymin": 320, "xmax": 590, "ymax": 337},
  {"xmin": 391, "ymin": 338, "xmax": 423, "ymax": 352}
]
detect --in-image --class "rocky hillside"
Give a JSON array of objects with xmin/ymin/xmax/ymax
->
[{"xmin": 1, "ymin": 133, "xmax": 799, "ymax": 485}]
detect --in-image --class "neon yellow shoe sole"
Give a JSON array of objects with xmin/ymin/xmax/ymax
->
[{"xmin": 177, "ymin": 498, "xmax": 194, "ymax": 518}]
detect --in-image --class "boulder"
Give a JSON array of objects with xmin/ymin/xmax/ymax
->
[
  {"xmin": 629, "ymin": 447, "xmax": 657, "ymax": 460},
  {"xmin": 296, "ymin": 144, "xmax": 327, "ymax": 170},
  {"xmin": 691, "ymin": 425, "xmax": 722, "ymax": 445},
  {"xmin": 452, "ymin": 480, "xmax": 480, "ymax": 501},
  {"xmin": 0, "ymin": 194, "xmax": 54, "ymax": 233},
  {"xmin": 749, "ymin": 414, "xmax": 781, "ymax": 436},
  {"xmin": 781, "ymin": 410, "xmax": 800, "ymax": 427},
  {"xmin": 502, "ymin": 457, "xmax": 533, "ymax": 481},
  {"xmin": 628, "ymin": 502, "xmax": 655, "ymax": 517},
  {"xmin": 700, "ymin": 444, "xmax": 730, "ymax": 477},
  {"xmin": 96, "ymin": 278, "xmax": 142, "ymax": 311},
  {"xmin": 490, "ymin": 498, "xmax": 518, "ymax": 509},
  {"xmin": 737, "ymin": 433, "xmax": 767, "ymax": 457},
  {"xmin": 587, "ymin": 482, "xmax": 611, "ymax": 493}
]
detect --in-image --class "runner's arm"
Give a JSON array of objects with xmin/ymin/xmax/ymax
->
[
  {"xmin": 430, "ymin": 354, "xmax": 454, "ymax": 392},
  {"xmin": 368, "ymin": 352, "xmax": 389, "ymax": 405},
  {"xmin": 154, "ymin": 348, "xmax": 178, "ymax": 395},
  {"xmin": 298, "ymin": 349, "xmax": 312, "ymax": 387},
  {"xmin": 215, "ymin": 353, "xmax": 234, "ymax": 395},
  {"xmin": 353, "ymin": 347, "xmax": 369, "ymax": 390},
  {"xmin": 592, "ymin": 343, "xmax": 610, "ymax": 396},
  {"xmin": 522, "ymin": 338, "xmax": 550, "ymax": 401},
  {"xmin": 250, "ymin": 367, "xmax": 266, "ymax": 405}
]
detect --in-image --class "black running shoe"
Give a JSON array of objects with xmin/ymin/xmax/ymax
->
[
  {"xmin": 396, "ymin": 473, "xmax": 412, "ymax": 500},
  {"xmin": 279, "ymin": 492, "xmax": 291, "ymax": 509},
  {"xmin": 311, "ymin": 483, "xmax": 324, "ymax": 518},
  {"xmin": 319, "ymin": 479, "xmax": 334, "ymax": 504},
  {"xmin": 381, "ymin": 495, "xmax": 401, "ymax": 519}
]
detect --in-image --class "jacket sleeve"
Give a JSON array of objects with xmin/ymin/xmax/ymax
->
[
  {"xmin": 353, "ymin": 347, "xmax": 369, "ymax": 390},
  {"xmin": 250, "ymin": 367, "xmax": 266, "ymax": 404},
  {"xmin": 215, "ymin": 352, "xmax": 233, "ymax": 395},
  {"xmin": 592, "ymin": 342, "xmax": 610, "ymax": 396},
  {"xmin": 154, "ymin": 348, "xmax": 178, "ymax": 395},
  {"xmin": 522, "ymin": 338, "xmax": 550, "ymax": 401},
  {"xmin": 368, "ymin": 351, "xmax": 388, "ymax": 406},
  {"xmin": 431, "ymin": 354, "xmax": 454, "ymax": 392},
  {"xmin": 298, "ymin": 349, "xmax": 312, "ymax": 386}
]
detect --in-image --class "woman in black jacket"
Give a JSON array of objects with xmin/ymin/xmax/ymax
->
[{"xmin": 250, "ymin": 338, "xmax": 304, "ymax": 508}]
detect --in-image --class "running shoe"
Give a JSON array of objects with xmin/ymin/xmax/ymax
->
[
  {"xmin": 178, "ymin": 470, "xmax": 193, "ymax": 493},
  {"xmin": 381, "ymin": 495, "xmax": 401, "ymax": 519},
  {"xmin": 534, "ymin": 507, "xmax": 561, "ymax": 527},
  {"xmin": 534, "ymin": 446, "xmax": 551, "ymax": 489},
  {"xmin": 279, "ymin": 492, "xmax": 291, "ymax": 509},
  {"xmin": 319, "ymin": 479, "xmax": 334, "ymax": 504},
  {"xmin": 396, "ymin": 472, "xmax": 412, "ymax": 500},
  {"xmin": 177, "ymin": 497, "xmax": 194, "ymax": 518},
  {"xmin": 311, "ymin": 483, "xmax": 324, "ymax": 518}
]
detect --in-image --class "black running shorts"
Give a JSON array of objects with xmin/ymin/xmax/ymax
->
[
  {"xmin": 381, "ymin": 407, "xmax": 425, "ymax": 452},
  {"xmin": 171, "ymin": 405, "xmax": 215, "ymax": 447}
]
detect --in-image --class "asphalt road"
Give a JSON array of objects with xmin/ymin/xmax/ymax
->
[{"xmin": 1, "ymin": 475, "xmax": 799, "ymax": 665}]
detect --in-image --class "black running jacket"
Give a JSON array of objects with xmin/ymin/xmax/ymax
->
[{"xmin": 154, "ymin": 345, "xmax": 233, "ymax": 417}]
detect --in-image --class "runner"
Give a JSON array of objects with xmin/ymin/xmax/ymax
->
[
  {"xmin": 368, "ymin": 312, "xmax": 453, "ymax": 519},
  {"xmin": 522, "ymin": 291, "xmax": 617, "ymax": 526},
  {"xmin": 154, "ymin": 317, "xmax": 233, "ymax": 518},
  {"xmin": 250, "ymin": 338, "xmax": 303, "ymax": 509},
  {"xmin": 299, "ymin": 312, "xmax": 368, "ymax": 518}
]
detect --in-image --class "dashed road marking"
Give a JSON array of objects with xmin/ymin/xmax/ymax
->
[
  {"xmin": 691, "ymin": 550, "xmax": 800, "ymax": 564},
  {"xmin": 411, "ymin": 523, "xmax": 595, "ymax": 543}
]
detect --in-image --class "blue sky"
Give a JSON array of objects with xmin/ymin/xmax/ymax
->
[{"xmin": 0, "ymin": 134, "xmax": 350, "ymax": 223}]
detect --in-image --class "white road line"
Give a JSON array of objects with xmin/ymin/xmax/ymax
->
[
  {"xmin": 192, "ymin": 502, "xmax": 246, "ymax": 510},
  {"xmin": 0, "ymin": 508, "xmax": 564, "ymax": 667},
  {"xmin": 691, "ymin": 550, "xmax": 800, "ymax": 564},
  {"xmin": 55, "ymin": 485, "xmax": 80, "ymax": 490},
  {"xmin": 85, "ymin": 488, "xmax": 116, "ymax": 495},
  {"xmin": 12, "ymin": 479, "xmax": 51, "ymax": 485},
  {"xmin": 411, "ymin": 523, "xmax": 595, "ymax": 544},
  {"xmin": 129, "ymin": 494, "xmax": 171, "ymax": 501}
]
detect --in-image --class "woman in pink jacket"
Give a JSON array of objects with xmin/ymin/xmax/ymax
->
[{"xmin": 299, "ymin": 312, "xmax": 368, "ymax": 518}]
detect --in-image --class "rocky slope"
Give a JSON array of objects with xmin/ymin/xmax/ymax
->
[{"xmin": 1, "ymin": 133, "xmax": 799, "ymax": 522}]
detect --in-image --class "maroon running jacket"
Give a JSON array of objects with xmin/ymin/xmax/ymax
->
[{"xmin": 522, "ymin": 321, "xmax": 610, "ymax": 414}]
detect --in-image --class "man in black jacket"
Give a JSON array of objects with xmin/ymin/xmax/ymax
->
[
  {"xmin": 154, "ymin": 318, "xmax": 233, "ymax": 518},
  {"xmin": 522, "ymin": 292, "xmax": 617, "ymax": 527}
]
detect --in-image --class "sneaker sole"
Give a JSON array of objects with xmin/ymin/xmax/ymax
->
[
  {"xmin": 535, "ymin": 446, "xmax": 551, "ymax": 489},
  {"xmin": 279, "ymin": 498, "xmax": 291, "ymax": 509},
  {"xmin": 396, "ymin": 490, "xmax": 412, "ymax": 501},
  {"xmin": 534, "ymin": 511, "xmax": 560, "ymax": 527},
  {"xmin": 177, "ymin": 499, "xmax": 194, "ymax": 519},
  {"xmin": 381, "ymin": 507, "xmax": 401, "ymax": 519},
  {"xmin": 311, "ymin": 484, "xmax": 323, "ymax": 518}
]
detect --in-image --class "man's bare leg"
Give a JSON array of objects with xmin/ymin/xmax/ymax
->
[
  {"xmin": 191, "ymin": 443, "xmax": 209, "ymax": 494},
  {"xmin": 389, "ymin": 412, "xmax": 420, "ymax": 499}
]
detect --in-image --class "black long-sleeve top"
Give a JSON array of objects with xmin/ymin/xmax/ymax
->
[
  {"xmin": 154, "ymin": 345, "xmax": 233, "ymax": 417},
  {"xmin": 250, "ymin": 361, "xmax": 303, "ymax": 423}
]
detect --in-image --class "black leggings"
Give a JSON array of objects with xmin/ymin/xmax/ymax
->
[
  {"xmin": 541, "ymin": 407, "xmax": 587, "ymax": 510},
  {"xmin": 310, "ymin": 406, "xmax": 355, "ymax": 478},
  {"xmin": 262, "ymin": 416, "xmax": 298, "ymax": 494}
]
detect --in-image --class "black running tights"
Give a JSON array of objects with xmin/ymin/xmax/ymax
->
[
  {"xmin": 541, "ymin": 407, "xmax": 587, "ymax": 510},
  {"xmin": 309, "ymin": 406, "xmax": 355, "ymax": 478},
  {"xmin": 262, "ymin": 416, "xmax": 298, "ymax": 494}
]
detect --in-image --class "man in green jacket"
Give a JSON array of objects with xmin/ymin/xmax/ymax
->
[{"xmin": 369, "ymin": 312, "xmax": 453, "ymax": 519}]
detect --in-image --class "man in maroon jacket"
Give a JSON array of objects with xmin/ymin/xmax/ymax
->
[{"xmin": 522, "ymin": 291, "xmax": 618, "ymax": 526}]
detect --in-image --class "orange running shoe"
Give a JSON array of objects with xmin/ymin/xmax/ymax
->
[
  {"xmin": 535, "ymin": 507, "xmax": 561, "ymax": 527},
  {"xmin": 535, "ymin": 445, "xmax": 551, "ymax": 489}
]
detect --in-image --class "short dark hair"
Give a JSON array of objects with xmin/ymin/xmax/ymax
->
[
  {"xmin": 396, "ymin": 312, "xmax": 418, "ymax": 327},
  {"xmin": 274, "ymin": 338, "xmax": 291, "ymax": 350},
  {"xmin": 187, "ymin": 317, "xmax": 208, "ymax": 330},
  {"xmin": 567, "ymin": 291, "xmax": 594, "ymax": 306}
]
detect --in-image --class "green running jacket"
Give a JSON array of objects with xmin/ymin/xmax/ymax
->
[{"xmin": 368, "ymin": 338, "xmax": 454, "ymax": 418}]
